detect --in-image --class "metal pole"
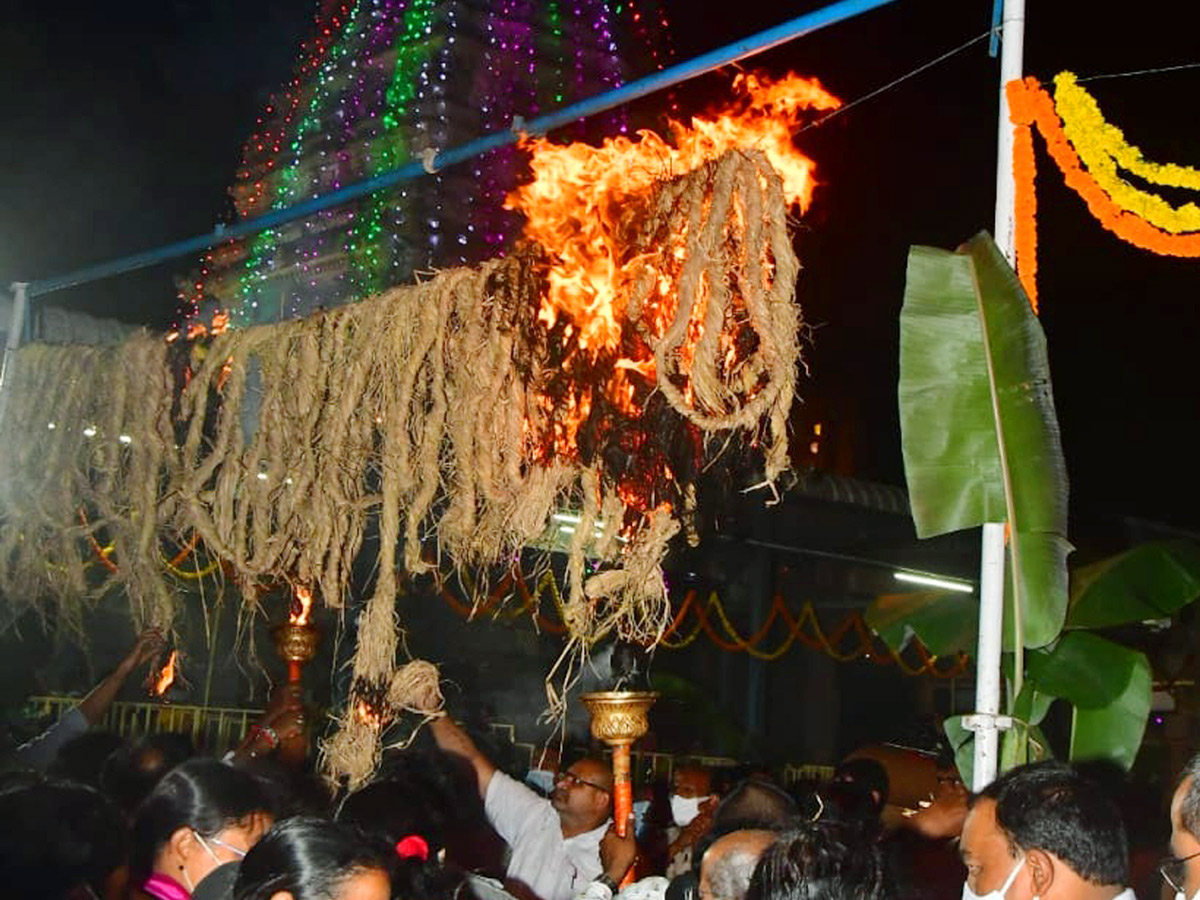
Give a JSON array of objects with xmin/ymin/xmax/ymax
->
[
  {"xmin": 970, "ymin": 0, "xmax": 1026, "ymax": 792},
  {"xmin": 0, "ymin": 282, "xmax": 29, "ymax": 394},
  {"xmin": 25, "ymin": 0, "xmax": 899, "ymax": 300}
]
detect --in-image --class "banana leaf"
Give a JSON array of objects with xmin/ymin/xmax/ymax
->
[
  {"xmin": 865, "ymin": 590, "xmax": 977, "ymax": 657},
  {"xmin": 1026, "ymin": 631, "xmax": 1150, "ymax": 769},
  {"xmin": 1067, "ymin": 540, "xmax": 1200, "ymax": 629},
  {"xmin": 898, "ymin": 232, "xmax": 1070, "ymax": 649}
]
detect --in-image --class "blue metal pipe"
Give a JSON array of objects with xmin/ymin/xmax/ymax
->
[{"xmin": 27, "ymin": 0, "xmax": 898, "ymax": 300}]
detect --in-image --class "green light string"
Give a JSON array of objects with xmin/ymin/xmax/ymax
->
[
  {"xmin": 236, "ymin": 0, "xmax": 368, "ymax": 325},
  {"xmin": 347, "ymin": 0, "xmax": 438, "ymax": 295}
]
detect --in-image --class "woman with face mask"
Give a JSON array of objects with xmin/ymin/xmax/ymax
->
[{"xmin": 130, "ymin": 758, "xmax": 275, "ymax": 900}]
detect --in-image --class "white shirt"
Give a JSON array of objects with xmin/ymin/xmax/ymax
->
[
  {"xmin": 485, "ymin": 770, "xmax": 609, "ymax": 900},
  {"xmin": 577, "ymin": 876, "xmax": 670, "ymax": 900}
]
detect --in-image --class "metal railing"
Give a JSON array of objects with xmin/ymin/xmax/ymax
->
[
  {"xmin": 26, "ymin": 698, "xmax": 835, "ymax": 780},
  {"xmin": 28, "ymin": 696, "xmax": 262, "ymax": 755}
]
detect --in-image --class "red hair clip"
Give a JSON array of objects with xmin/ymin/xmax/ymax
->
[{"xmin": 395, "ymin": 834, "xmax": 430, "ymax": 862}]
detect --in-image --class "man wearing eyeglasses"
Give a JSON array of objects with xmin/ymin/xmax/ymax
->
[
  {"xmin": 1166, "ymin": 757, "xmax": 1200, "ymax": 900},
  {"xmin": 430, "ymin": 713, "xmax": 616, "ymax": 900}
]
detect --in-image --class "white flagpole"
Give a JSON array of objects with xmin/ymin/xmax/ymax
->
[{"xmin": 970, "ymin": 0, "xmax": 1026, "ymax": 792}]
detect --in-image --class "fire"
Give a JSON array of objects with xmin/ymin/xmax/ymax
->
[
  {"xmin": 355, "ymin": 700, "xmax": 382, "ymax": 729},
  {"xmin": 154, "ymin": 650, "xmax": 178, "ymax": 696},
  {"xmin": 290, "ymin": 585, "xmax": 314, "ymax": 626},
  {"xmin": 508, "ymin": 71, "xmax": 839, "ymax": 354},
  {"xmin": 507, "ymin": 72, "xmax": 837, "ymax": 512}
]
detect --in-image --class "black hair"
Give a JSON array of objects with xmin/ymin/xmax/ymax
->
[
  {"xmin": 0, "ymin": 777, "xmax": 128, "ymax": 900},
  {"xmin": 976, "ymin": 760, "xmax": 1128, "ymax": 886},
  {"xmin": 337, "ymin": 773, "xmax": 472, "ymax": 900},
  {"xmin": 233, "ymin": 816, "xmax": 387, "ymax": 900},
  {"xmin": 831, "ymin": 759, "xmax": 889, "ymax": 811},
  {"xmin": 102, "ymin": 731, "xmax": 197, "ymax": 816},
  {"xmin": 746, "ymin": 821, "xmax": 889, "ymax": 900},
  {"xmin": 687, "ymin": 780, "xmax": 798, "ymax": 877},
  {"xmin": 129, "ymin": 757, "xmax": 273, "ymax": 882},
  {"xmin": 715, "ymin": 779, "xmax": 798, "ymax": 832},
  {"xmin": 48, "ymin": 730, "xmax": 126, "ymax": 789}
]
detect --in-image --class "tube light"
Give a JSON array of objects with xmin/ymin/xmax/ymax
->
[{"xmin": 894, "ymin": 571, "xmax": 973, "ymax": 593}]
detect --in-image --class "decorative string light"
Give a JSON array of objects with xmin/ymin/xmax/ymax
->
[{"xmin": 181, "ymin": 1, "xmax": 674, "ymax": 332}]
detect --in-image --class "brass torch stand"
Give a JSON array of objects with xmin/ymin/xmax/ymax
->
[
  {"xmin": 273, "ymin": 621, "xmax": 319, "ymax": 685},
  {"xmin": 581, "ymin": 690, "xmax": 658, "ymax": 887}
]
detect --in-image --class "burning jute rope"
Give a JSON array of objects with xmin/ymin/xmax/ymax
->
[{"xmin": 0, "ymin": 148, "xmax": 803, "ymax": 786}]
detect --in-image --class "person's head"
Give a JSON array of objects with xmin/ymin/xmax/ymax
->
[
  {"xmin": 1168, "ymin": 754, "xmax": 1200, "ymax": 899},
  {"xmin": 673, "ymin": 765, "xmax": 717, "ymax": 827},
  {"xmin": 336, "ymin": 772, "xmax": 451, "ymax": 856},
  {"xmin": 832, "ymin": 758, "xmax": 889, "ymax": 814},
  {"xmin": 131, "ymin": 758, "xmax": 275, "ymax": 893},
  {"xmin": 713, "ymin": 779, "xmax": 797, "ymax": 834},
  {"xmin": 233, "ymin": 817, "xmax": 389, "ymax": 900},
  {"xmin": 551, "ymin": 758, "xmax": 612, "ymax": 834},
  {"xmin": 103, "ymin": 732, "xmax": 197, "ymax": 818},
  {"xmin": 0, "ymin": 777, "xmax": 129, "ymax": 900},
  {"xmin": 49, "ymin": 731, "xmax": 126, "ymax": 789},
  {"xmin": 700, "ymin": 829, "xmax": 776, "ymax": 900},
  {"xmin": 961, "ymin": 761, "xmax": 1127, "ymax": 900},
  {"xmin": 745, "ymin": 821, "xmax": 887, "ymax": 900}
]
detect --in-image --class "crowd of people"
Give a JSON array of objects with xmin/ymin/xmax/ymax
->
[{"xmin": 1, "ymin": 630, "xmax": 1192, "ymax": 900}]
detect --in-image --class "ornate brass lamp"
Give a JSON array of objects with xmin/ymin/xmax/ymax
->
[
  {"xmin": 580, "ymin": 690, "xmax": 658, "ymax": 886},
  {"xmin": 273, "ymin": 586, "xmax": 319, "ymax": 684}
]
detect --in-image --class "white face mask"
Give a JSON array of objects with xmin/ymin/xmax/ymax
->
[
  {"xmin": 525, "ymin": 769, "xmax": 556, "ymax": 796},
  {"xmin": 670, "ymin": 794, "xmax": 704, "ymax": 827},
  {"xmin": 963, "ymin": 856, "xmax": 1024, "ymax": 900}
]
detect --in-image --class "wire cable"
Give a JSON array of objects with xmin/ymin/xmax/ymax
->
[
  {"xmin": 796, "ymin": 28, "xmax": 996, "ymax": 135},
  {"xmin": 1077, "ymin": 61, "xmax": 1200, "ymax": 83}
]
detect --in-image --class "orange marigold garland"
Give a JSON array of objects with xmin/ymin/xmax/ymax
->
[
  {"xmin": 1007, "ymin": 77, "xmax": 1200, "ymax": 259},
  {"xmin": 1010, "ymin": 95, "xmax": 1039, "ymax": 311}
]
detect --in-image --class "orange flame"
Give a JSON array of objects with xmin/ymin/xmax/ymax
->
[
  {"xmin": 507, "ymin": 72, "xmax": 837, "ymax": 511},
  {"xmin": 356, "ymin": 700, "xmax": 382, "ymax": 729},
  {"xmin": 154, "ymin": 650, "xmax": 178, "ymax": 696},
  {"xmin": 290, "ymin": 585, "xmax": 313, "ymax": 626},
  {"xmin": 508, "ymin": 71, "xmax": 839, "ymax": 355}
]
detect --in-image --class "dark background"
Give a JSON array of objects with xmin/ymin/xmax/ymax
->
[
  {"xmin": 3, "ymin": 0, "xmax": 1200, "ymax": 762},
  {"xmin": 5, "ymin": 1, "xmax": 1199, "ymax": 528}
]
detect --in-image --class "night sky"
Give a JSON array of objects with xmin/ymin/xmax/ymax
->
[{"xmin": 3, "ymin": 0, "xmax": 1200, "ymax": 532}]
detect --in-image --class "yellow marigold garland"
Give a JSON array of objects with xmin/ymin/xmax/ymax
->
[
  {"xmin": 1053, "ymin": 72, "xmax": 1200, "ymax": 233},
  {"xmin": 1006, "ymin": 75, "xmax": 1200, "ymax": 298},
  {"xmin": 1054, "ymin": 71, "xmax": 1200, "ymax": 191}
]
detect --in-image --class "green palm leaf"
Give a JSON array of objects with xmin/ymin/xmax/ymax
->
[{"xmin": 898, "ymin": 232, "xmax": 1070, "ymax": 649}]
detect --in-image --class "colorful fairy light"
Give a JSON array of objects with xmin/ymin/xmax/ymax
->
[{"xmin": 180, "ymin": 0, "xmax": 675, "ymax": 333}]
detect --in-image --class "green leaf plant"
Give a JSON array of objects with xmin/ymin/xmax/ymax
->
[{"xmin": 881, "ymin": 232, "xmax": 1183, "ymax": 779}]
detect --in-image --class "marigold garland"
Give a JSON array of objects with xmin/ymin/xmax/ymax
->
[
  {"xmin": 1006, "ymin": 77, "xmax": 1200, "ymax": 271},
  {"xmin": 1012, "ymin": 110, "xmax": 1039, "ymax": 310},
  {"xmin": 1053, "ymin": 71, "xmax": 1200, "ymax": 192},
  {"xmin": 437, "ymin": 567, "xmax": 969, "ymax": 677},
  {"xmin": 1053, "ymin": 72, "xmax": 1200, "ymax": 233}
]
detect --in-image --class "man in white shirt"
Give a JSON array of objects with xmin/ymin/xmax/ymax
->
[
  {"xmin": 959, "ymin": 761, "xmax": 1133, "ymax": 900},
  {"xmin": 430, "ymin": 714, "xmax": 616, "ymax": 900}
]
